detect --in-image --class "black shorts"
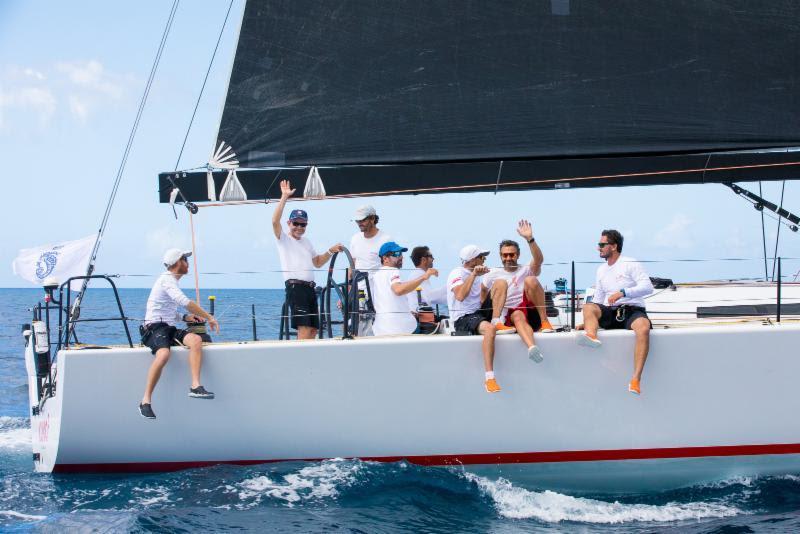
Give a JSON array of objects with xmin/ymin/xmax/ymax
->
[
  {"xmin": 140, "ymin": 322, "xmax": 190, "ymax": 355},
  {"xmin": 596, "ymin": 304, "xmax": 652, "ymax": 330},
  {"xmin": 286, "ymin": 282, "xmax": 320, "ymax": 329},
  {"xmin": 454, "ymin": 297, "xmax": 492, "ymax": 334}
]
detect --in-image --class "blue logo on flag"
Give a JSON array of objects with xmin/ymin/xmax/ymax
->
[{"xmin": 35, "ymin": 251, "xmax": 58, "ymax": 280}]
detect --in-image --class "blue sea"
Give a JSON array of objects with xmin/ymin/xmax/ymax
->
[{"xmin": 2, "ymin": 287, "xmax": 800, "ymax": 532}]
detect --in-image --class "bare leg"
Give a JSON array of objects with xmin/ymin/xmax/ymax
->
[
  {"xmin": 630, "ymin": 318, "xmax": 650, "ymax": 381},
  {"xmin": 510, "ymin": 309, "xmax": 534, "ymax": 347},
  {"xmin": 184, "ymin": 333, "xmax": 203, "ymax": 389},
  {"xmin": 489, "ymin": 279, "xmax": 508, "ymax": 321},
  {"xmin": 477, "ymin": 321, "xmax": 496, "ymax": 372},
  {"xmin": 581, "ymin": 303, "xmax": 602, "ymax": 337},
  {"xmin": 297, "ymin": 326, "xmax": 318, "ymax": 340},
  {"xmin": 523, "ymin": 276, "xmax": 548, "ymax": 325},
  {"xmin": 142, "ymin": 348, "xmax": 170, "ymax": 404}
]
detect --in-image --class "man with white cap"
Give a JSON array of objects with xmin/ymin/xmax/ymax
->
[
  {"xmin": 349, "ymin": 204, "xmax": 392, "ymax": 335},
  {"xmin": 372, "ymin": 241, "xmax": 438, "ymax": 336},
  {"xmin": 446, "ymin": 245, "xmax": 509, "ymax": 393},
  {"xmin": 272, "ymin": 179, "xmax": 344, "ymax": 340},
  {"xmin": 138, "ymin": 248, "xmax": 220, "ymax": 419}
]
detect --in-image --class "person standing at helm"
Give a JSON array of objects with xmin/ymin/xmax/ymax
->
[
  {"xmin": 348, "ymin": 205, "xmax": 392, "ymax": 335},
  {"xmin": 139, "ymin": 248, "xmax": 220, "ymax": 420},
  {"xmin": 273, "ymin": 179, "xmax": 344, "ymax": 340}
]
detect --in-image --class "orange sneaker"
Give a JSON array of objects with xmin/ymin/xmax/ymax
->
[
  {"xmin": 539, "ymin": 319, "xmax": 555, "ymax": 333},
  {"xmin": 485, "ymin": 378, "xmax": 502, "ymax": 393},
  {"xmin": 495, "ymin": 323, "xmax": 516, "ymax": 335},
  {"xmin": 628, "ymin": 378, "xmax": 641, "ymax": 395}
]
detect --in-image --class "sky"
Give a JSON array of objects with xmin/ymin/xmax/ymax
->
[{"xmin": 1, "ymin": 0, "xmax": 798, "ymax": 292}]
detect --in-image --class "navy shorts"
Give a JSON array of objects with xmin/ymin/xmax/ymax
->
[
  {"xmin": 596, "ymin": 304, "xmax": 651, "ymax": 330},
  {"xmin": 286, "ymin": 282, "xmax": 320, "ymax": 329},
  {"xmin": 454, "ymin": 297, "xmax": 492, "ymax": 334},
  {"xmin": 140, "ymin": 322, "xmax": 190, "ymax": 355}
]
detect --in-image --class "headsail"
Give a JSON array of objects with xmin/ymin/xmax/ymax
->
[{"xmin": 163, "ymin": 0, "xmax": 800, "ymax": 202}]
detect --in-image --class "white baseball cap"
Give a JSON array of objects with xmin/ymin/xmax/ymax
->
[
  {"xmin": 459, "ymin": 244, "xmax": 490, "ymax": 263},
  {"xmin": 163, "ymin": 248, "xmax": 192, "ymax": 268},
  {"xmin": 353, "ymin": 205, "xmax": 377, "ymax": 221}
]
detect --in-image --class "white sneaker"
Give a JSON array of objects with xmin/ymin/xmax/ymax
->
[
  {"xmin": 576, "ymin": 332, "xmax": 602, "ymax": 348},
  {"xmin": 528, "ymin": 345, "xmax": 544, "ymax": 363}
]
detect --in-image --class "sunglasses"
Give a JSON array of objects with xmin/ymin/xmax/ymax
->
[
  {"xmin": 385, "ymin": 251, "xmax": 403, "ymax": 258},
  {"xmin": 501, "ymin": 252, "xmax": 518, "ymax": 258},
  {"xmin": 597, "ymin": 242, "xmax": 612, "ymax": 248},
  {"xmin": 423, "ymin": 254, "xmax": 434, "ymax": 259},
  {"xmin": 291, "ymin": 221, "xmax": 308, "ymax": 227}
]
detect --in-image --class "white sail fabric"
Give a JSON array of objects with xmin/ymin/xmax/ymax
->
[
  {"xmin": 209, "ymin": 140, "xmax": 243, "ymax": 202},
  {"xmin": 12, "ymin": 234, "xmax": 97, "ymax": 290},
  {"xmin": 219, "ymin": 169, "xmax": 247, "ymax": 201},
  {"xmin": 303, "ymin": 166, "xmax": 326, "ymax": 198}
]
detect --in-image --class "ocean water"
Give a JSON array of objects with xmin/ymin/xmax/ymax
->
[{"xmin": 2, "ymin": 287, "xmax": 800, "ymax": 532}]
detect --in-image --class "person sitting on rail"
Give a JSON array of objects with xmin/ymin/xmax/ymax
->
[
  {"xmin": 372, "ymin": 241, "xmax": 438, "ymax": 336},
  {"xmin": 139, "ymin": 248, "xmax": 220, "ymax": 420},
  {"xmin": 447, "ymin": 245, "xmax": 509, "ymax": 393},
  {"xmin": 576, "ymin": 229, "xmax": 654, "ymax": 395},
  {"xmin": 406, "ymin": 246, "xmax": 448, "ymax": 311},
  {"xmin": 273, "ymin": 179, "xmax": 344, "ymax": 340},
  {"xmin": 481, "ymin": 220, "xmax": 554, "ymax": 363}
]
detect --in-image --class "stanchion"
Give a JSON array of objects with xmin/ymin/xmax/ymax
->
[
  {"xmin": 208, "ymin": 295, "xmax": 215, "ymax": 315},
  {"xmin": 252, "ymin": 303, "xmax": 258, "ymax": 340},
  {"xmin": 570, "ymin": 261, "xmax": 576, "ymax": 329},
  {"xmin": 777, "ymin": 257, "xmax": 782, "ymax": 323}
]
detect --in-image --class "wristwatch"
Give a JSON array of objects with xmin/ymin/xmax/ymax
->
[
  {"xmin": 620, "ymin": 288, "xmax": 627, "ymax": 297},
  {"xmin": 527, "ymin": 237, "xmax": 535, "ymax": 243}
]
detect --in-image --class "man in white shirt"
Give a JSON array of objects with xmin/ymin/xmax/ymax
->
[
  {"xmin": 273, "ymin": 180, "xmax": 343, "ymax": 340},
  {"xmin": 447, "ymin": 245, "xmax": 509, "ymax": 393},
  {"xmin": 139, "ymin": 248, "xmax": 220, "ymax": 419},
  {"xmin": 349, "ymin": 204, "xmax": 392, "ymax": 335},
  {"xmin": 481, "ymin": 220, "xmax": 554, "ymax": 363},
  {"xmin": 576, "ymin": 229, "xmax": 654, "ymax": 395},
  {"xmin": 372, "ymin": 241, "xmax": 438, "ymax": 335},
  {"xmin": 406, "ymin": 246, "xmax": 447, "ymax": 310}
]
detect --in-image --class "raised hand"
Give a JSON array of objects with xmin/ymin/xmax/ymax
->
[
  {"xmin": 516, "ymin": 219, "xmax": 533, "ymax": 241},
  {"xmin": 280, "ymin": 179, "xmax": 296, "ymax": 200}
]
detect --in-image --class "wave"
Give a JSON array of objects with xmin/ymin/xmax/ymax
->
[
  {"xmin": 0, "ymin": 510, "xmax": 46, "ymax": 521},
  {"xmin": 0, "ymin": 417, "xmax": 30, "ymax": 450},
  {"xmin": 235, "ymin": 458, "xmax": 364, "ymax": 507},
  {"xmin": 463, "ymin": 472, "xmax": 743, "ymax": 523}
]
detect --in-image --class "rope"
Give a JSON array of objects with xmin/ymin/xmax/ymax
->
[
  {"xmin": 189, "ymin": 212, "xmax": 201, "ymax": 302},
  {"xmin": 759, "ymin": 181, "xmax": 769, "ymax": 280},
  {"xmin": 771, "ymin": 180, "xmax": 787, "ymax": 280}
]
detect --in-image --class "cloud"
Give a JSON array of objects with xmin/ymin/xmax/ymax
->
[
  {"xmin": 56, "ymin": 60, "xmax": 124, "ymax": 99},
  {"xmin": 653, "ymin": 213, "xmax": 693, "ymax": 249},
  {"xmin": 0, "ymin": 86, "xmax": 57, "ymax": 127}
]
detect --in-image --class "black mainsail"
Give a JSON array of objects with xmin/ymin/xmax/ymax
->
[{"xmin": 160, "ymin": 0, "xmax": 800, "ymax": 202}]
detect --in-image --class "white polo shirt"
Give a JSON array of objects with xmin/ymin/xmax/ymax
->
[
  {"xmin": 276, "ymin": 230, "xmax": 317, "ymax": 282},
  {"xmin": 349, "ymin": 229, "xmax": 391, "ymax": 281},
  {"xmin": 145, "ymin": 272, "xmax": 191, "ymax": 326},
  {"xmin": 592, "ymin": 256, "xmax": 654, "ymax": 308},
  {"xmin": 446, "ymin": 267, "xmax": 484, "ymax": 322},
  {"xmin": 372, "ymin": 266, "xmax": 417, "ymax": 335}
]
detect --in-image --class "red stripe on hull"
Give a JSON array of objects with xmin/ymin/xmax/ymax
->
[{"xmin": 53, "ymin": 442, "xmax": 800, "ymax": 474}]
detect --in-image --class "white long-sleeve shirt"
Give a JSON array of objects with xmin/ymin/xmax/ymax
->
[
  {"xmin": 406, "ymin": 267, "xmax": 447, "ymax": 309},
  {"xmin": 591, "ymin": 256, "xmax": 654, "ymax": 308},
  {"xmin": 144, "ymin": 272, "xmax": 191, "ymax": 326}
]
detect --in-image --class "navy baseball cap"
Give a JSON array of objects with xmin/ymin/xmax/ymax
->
[
  {"xmin": 379, "ymin": 241, "xmax": 408, "ymax": 257},
  {"xmin": 288, "ymin": 209, "xmax": 308, "ymax": 221}
]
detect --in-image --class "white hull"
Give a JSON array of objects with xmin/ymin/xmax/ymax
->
[{"xmin": 26, "ymin": 321, "xmax": 800, "ymax": 492}]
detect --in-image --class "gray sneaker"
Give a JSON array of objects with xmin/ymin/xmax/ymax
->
[
  {"xmin": 189, "ymin": 386, "xmax": 215, "ymax": 399},
  {"xmin": 139, "ymin": 403, "xmax": 156, "ymax": 419}
]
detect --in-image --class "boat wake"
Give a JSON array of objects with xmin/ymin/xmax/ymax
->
[
  {"xmin": 462, "ymin": 472, "xmax": 742, "ymax": 523},
  {"xmin": 0, "ymin": 417, "xmax": 30, "ymax": 451}
]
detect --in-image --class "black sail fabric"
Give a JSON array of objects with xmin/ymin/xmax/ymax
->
[{"xmin": 160, "ymin": 0, "xmax": 800, "ymax": 202}]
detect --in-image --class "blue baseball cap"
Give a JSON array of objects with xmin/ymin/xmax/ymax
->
[
  {"xmin": 288, "ymin": 209, "xmax": 308, "ymax": 221},
  {"xmin": 379, "ymin": 241, "xmax": 408, "ymax": 257}
]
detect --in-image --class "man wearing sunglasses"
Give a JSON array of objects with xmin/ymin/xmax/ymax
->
[
  {"xmin": 576, "ymin": 229, "xmax": 654, "ymax": 395},
  {"xmin": 272, "ymin": 179, "xmax": 344, "ymax": 340},
  {"xmin": 481, "ymin": 220, "xmax": 554, "ymax": 364},
  {"xmin": 372, "ymin": 241, "xmax": 438, "ymax": 336},
  {"xmin": 447, "ymin": 245, "xmax": 506, "ymax": 393}
]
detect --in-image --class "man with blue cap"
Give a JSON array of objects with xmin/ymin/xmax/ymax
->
[
  {"xmin": 371, "ymin": 241, "xmax": 438, "ymax": 336},
  {"xmin": 272, "ymin": 180, "xmax": 343, "ymax": 340}
]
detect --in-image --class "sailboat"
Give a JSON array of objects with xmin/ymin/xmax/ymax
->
[{"xmin": 22, "ymin": 0, "xmax": 800, "ymax": 492}]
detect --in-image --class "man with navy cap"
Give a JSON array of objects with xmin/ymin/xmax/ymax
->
[
  {"xmin": 273, "ymin": 180, "xmax": 343, "ymax": 340},
  {"xmin": 139, "ymin": 248, "xmax": 220, "ymax": 419},
  {"xmin": 371, "ymin": 241, "xmax": 438, "ymax": 336}
]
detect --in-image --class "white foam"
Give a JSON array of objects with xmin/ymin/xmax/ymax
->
[
  {"xmin": 0, "ymin": 417, "xmax": 31, "ymax": 450},
  {"xmin": 464, "ymin": 473, "xmax": 742, "ymax": 523},
  {"xmin": 237, "ymin": 458, "xmax": 363, "ymax": 507},
  {"xmin": 0, "ymin": 510, "xmax": 46, "ymax": 521},
  {"xmin": 130, "ymin": 486, "xmax": 171, "ymax": 507}
]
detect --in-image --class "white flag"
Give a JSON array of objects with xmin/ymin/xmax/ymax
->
[{"xmin": 12, "ymin": 234, "xmax": 97, "ymax": 290}]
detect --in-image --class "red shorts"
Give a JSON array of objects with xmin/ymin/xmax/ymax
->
[{"xmin": 504, "ymin": 292, "xmax": 543, "ymax": 331}]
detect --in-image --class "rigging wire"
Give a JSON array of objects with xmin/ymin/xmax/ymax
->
[
  {"xmin": 73, "ymin": 0, "xmax": 180, "ymax": 316},
  {"xmin": 759, "ymin": 181, "xmax": 768, "ymax": 281},
  {"xmin": 771, "ymin": 180, "xmax": 787, "ymax": 280}
]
